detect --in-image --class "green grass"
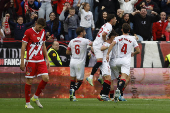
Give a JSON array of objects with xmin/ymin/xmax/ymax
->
[{"xmin": 0, "ymin": 98, "xmax": 170, "ymax": 113}]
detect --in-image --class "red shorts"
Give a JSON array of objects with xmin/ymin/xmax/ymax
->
[{"xmin": 25, "ymin": 61, "xmax": 48, "ymax": 78}]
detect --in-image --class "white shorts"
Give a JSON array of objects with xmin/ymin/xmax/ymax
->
[
  {"xmin": 109, "ymin": 59, "xmax": 119, "ymax": 80},
  {"xmin": 70, "ymin": 60, "xmax": 85, "ymax": 80},
  {"xmin": 114, "ymin": 58, "xmax": 130, "ymax": 76},
  {"xmin": 93, "ymin": 44, "xmax": 103, "ymax": 59},
  {"xmin": 100, "ymin": 60, "xmax": 111, "ymax": 77}
]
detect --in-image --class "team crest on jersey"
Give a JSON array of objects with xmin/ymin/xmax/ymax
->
[
  {"xmin": 26, "ymin": 72, "xmax": 30, "ymax": 75},
  {"xmin": 37, "ymin": 37, "xmax": 40, "ymax": 40}
]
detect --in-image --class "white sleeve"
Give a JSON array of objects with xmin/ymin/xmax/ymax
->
[
  {"xmin": 113, "ymin": 37, "xmax": 119, "ymax": 43},
  {"xmin": 67, "ymin": 41, "xmax": 72, "ymax": 51},
  {"xmin": 118, "ymin": 0, "xmax": 124, "ymax": 4},
  {"xmin": 131, "ymin": 0, "xmax": 138, "ymax": 4},
  {"xmin": 79, "ymin": 5, "xmax": 84, "ymax": 14},
  {"xmin": 91, "ymin": 13, "xmax": 95, "ymax": 28},
  {"xmin": 85, "ymin": 39, "xmax": 92, "ymax": 45},
  {"xmin": 103, "ymin": 42, "xmax": 109, "ymax": 47},
  {"xmin": 103, "ymin": 25, "xmax": 112, "ymax": 35}
]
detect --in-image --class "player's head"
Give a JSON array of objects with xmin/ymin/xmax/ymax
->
[
  {"xmin": 122, "ymin": 23, "xmax": 130, "ymax": 34},
  {"xmin": 106, "ymin": 14, "xmax": 117, "ymax": 26},
  {"xmin": 108, "ymin": 30, "xmax": 118, "ymax": 40},
  {"xmin": 69, "ymin": 7, "xmax": 75, "ymax": 16},
  {"xmin": 76, "ymin": 27, "xmax": 86, "ymax": 38},
  {"xmin": 35, "ymin": 18, "xmax": 46, "ymax": 32},
  {"xmin": 52, "ymin": 41, "xmax": 59, "ymax": 51},
  {"xmin": 17, "ymin": 16, "xmax": 23, "ymax": 24}
]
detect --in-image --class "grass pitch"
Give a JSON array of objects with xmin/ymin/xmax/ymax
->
[{"xmin": 0, "ymin": 98, "xmax": 169, "ymax": 113}]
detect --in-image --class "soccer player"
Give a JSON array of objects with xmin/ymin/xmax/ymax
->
[
  {"xmin": 97, "ymin": 30, "xmax": 117, "ymax": 101},
  {"xmin": 106, "ymin": 23, "xmax": 140, "ymax": 102},
  {"xmin": 20, "ymin": 18, "xmax": 50, "ymax": 109},
  {"xmin": 66, "ymin": 27, "xmax": 92, "ymax": 101},
  {"xmin": 86, "ymin": 14, "xmax": 117, "ymax": 86}
]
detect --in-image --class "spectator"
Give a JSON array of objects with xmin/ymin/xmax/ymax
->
[
  {"xmin": 114, "ymin": 9, "xmax": 124, "ymax": 30},
  {"xmin": 130, "ymin": 8, "xmax": 160, "ymax": 41},
  {"xmin": 59, "ymin": 2, "xmax": 71, "ymax": 41},
  {"xmin": 152, "ymin": 12, "xmax": 166, "ymax": 41},
  {"xmin": 136, "ymin": 0, "xmax": 160, "ymax": 15},
  {"xmin": 162, "ymin": 15, "xmax": 170, "ymax": 41},
  {"xmin": 21, "ymin": 0, "xmax": 41, "ymax": 22},
  {"xmin": 56, "ymin": 0, "xmax": 73, "ymax": 15},
  {"xmin": 161, "ymin": 0, "xmax": 170, "ymax": 16},
  {"xmin": 95, "ymin": 9, "xmax": 107, "ymax": 29},
  {"xmin": 48, "ymin": 41, "xmax": 62, "ymax": 67},
  {"xmin": 98, "ymin": 0, "xmax": 119, "ymax": 15},
  {"xmin": 38, "ymin": 0, "xmax": 52, "ymax": 21},
  {"xmin": 116, "ymin": 13, "xmax": 134, "ymax": 36},
  {"xmin": 6, "ymin": 13, "xmax": 37, "ymax": 40},
  {"xmin": 0, "ymin": 0, "xmax": 10, "ymax": 26},
  {"xmin": 164, "ymin": 53, "xmax": 170, "ymax": 68},
  {"xmin": 14, "ymin": 0, "xmax": 23, "ymax": 17},
  {"xmin": 118, "ymin": 0, "xmax": 138, "ymax": 14},
  {"xmin": 73, "ymin": 0, "xmax": 94, "ymax": 12},
  {"xmin": 79, "ymin": 2, "xmax": 95, "ymax": 41},
  {"xmin": 65, "ymin": 7, "xmax": 79, "ymax": 40},
  {"xmin": 45, "ymin": 12, "xmax": 61, "ymax": 40},
  {"xmin": 27, "ymin": 12, "xmax": 37, "ymax": 28}
]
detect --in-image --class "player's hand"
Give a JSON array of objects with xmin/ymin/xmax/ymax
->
[
  {"xmin": 20, "ymin": 63, "xmax": 25, "ymax": 71},
  {"xmin": 106, "ymin": 54, "xmax": 109, "ymax": 62},
  {"xmin": 46, "ymin": 60, "xmax": 50, "ymax": 69},
  {"xmin": 131, "ymin": 52, "xmax": 135, "ymax": 57}
]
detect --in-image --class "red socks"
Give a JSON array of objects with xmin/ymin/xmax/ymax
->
[
  {"xmin": 25, "ymin": 84, "xmax": 31, "ymax": 103},
  {"xmin": 35, "ymin": 80, "xmax": 47, "ymax": 97}
]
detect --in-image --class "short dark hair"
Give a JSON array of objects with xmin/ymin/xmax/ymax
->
[
  {"xmin": 76, "ymin": 27, "xmax": 85, "ymax": 35},
  {"xmin": 64, "ymin": 2, "xmax": 70, "ymax": 5},
  {"xmin": 106, "ymin": 14, "xmax": 115, "ymax": 22},
  {"xmin": 69, "ymin": 7, "xmax": 75, "ymax": 11},
  {"xmin": 141, "ymin": 7, "xmax": 147, "ymax": 11},
  {"xmin": 83, "ymin": 2, "xmax": 89, "ymax": 9},
  {"xmin": 122, "ymin": 23, "xmax": 130, "ymax": 33},
  {"xmin": 17, "ymin": 16, "xmax": 23, "ymax": 20},
  {"xmin": 109, "ymin": 30, "xmax": 118, "ymax": 39},
  {"xmin": 36, "ymin": 18, "xmax": 46, "ymax": 26}
]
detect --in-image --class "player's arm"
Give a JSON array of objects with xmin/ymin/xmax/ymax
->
[
  {"xmin": 106, "ymin": 41, "xmax": 116, "ymax": 62},
  {"xmin": 102, "ymin": 32, "xmax": 107, "ymax": 42},
  {"xmin": 131, "ymin": 46, "xmax": 140, "ymax": 57},
  {"xmin": 101, "ymin": 45, "xmax": 108, "ymax": 51},
  {"xmin": 66, "ymin": 48, "xmax": 72, "ymax": 55},
  {"xmin": 20, "ymin": 42, "xmax": 27, "ymax": 71},
  {"xmin": 42, "ymin": 42, "xmax": 50, "ymax": 69}
]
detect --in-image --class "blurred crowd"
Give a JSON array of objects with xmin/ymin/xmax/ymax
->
[{"xmin": 0, "ymin": 0, "xmax": 170, "ymax": 41}]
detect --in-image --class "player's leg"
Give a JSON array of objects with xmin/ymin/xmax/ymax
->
[
  {"xmin": 31, "ymin": 62, "xmax": 49, "ymax": 108},
  {"xmin": 86, "ymin": 45, "xmax": 103, "ymax": 86},
  {"xmin": 98, "ymin": 70, "xmax": 104, "ymax": 84},
  {"xmin": 25, "ymin": 62, "xmax": 36, "ymax": 109},
  {"xmin": 69, "ymin": 62, "xmax": 76, "ymax": 101},
  {"xmin": 25, "ymin": 78, "xmax": 34, "ymax": 109},
  {"xmin": 101, "ymin": 75, "xmax": 111, "ymax": 101}
]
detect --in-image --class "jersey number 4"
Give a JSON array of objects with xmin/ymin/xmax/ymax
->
[
  {"xmin": 75, "ymin": 45, "xmax": 80, "ymax": 54},
  {"xmin": 121, "ymin": 43, "xmax": 127, "ymax": 54}
]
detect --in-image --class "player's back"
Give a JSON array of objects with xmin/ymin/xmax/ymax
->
[
  {"xmin": 93, "ymin": 23, "xmax": 112, "ymax": 46},
  {"xmin": 102, "ymin": 42, "xmax": 112, "ymax": 62},
  {"xmin": 114, "ymin": 35, "xmax": 138, "ymax": 59},
  {"xmin": 69, "ymin": 37, "xmax": 91, "ymax": 63}
]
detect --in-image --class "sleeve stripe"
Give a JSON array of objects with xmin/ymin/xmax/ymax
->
[
  {"xmin": 22, "ymin": 40, "xmax": 28, "ymax": 43},
  {"xmin": 67, "ymin": 47, "xmax": 71, "ymax": 51}
]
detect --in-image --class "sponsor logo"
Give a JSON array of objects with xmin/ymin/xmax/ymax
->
[{"xmin": 0, "ymin": 59, "xmax": 26, "ymax": 66}]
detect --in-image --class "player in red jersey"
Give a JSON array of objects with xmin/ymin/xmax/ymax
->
[{"xmin": 20, "ymin": 18, "xmax": 50, "ymax": 109}]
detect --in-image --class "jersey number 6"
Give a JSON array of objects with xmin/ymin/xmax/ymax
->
[{"xmin": 75, "ymin": 45, "xmax": 80, "ymax": 54}]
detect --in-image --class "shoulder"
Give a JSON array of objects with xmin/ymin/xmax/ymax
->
[{"xmin": 25, "ymin": 28, "xmax": 32, "ymax": 34}]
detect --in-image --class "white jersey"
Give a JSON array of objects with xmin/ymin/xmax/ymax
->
[
  {"xmin": 93, "ymin": 23, "xmax": 112, "ymax": 46},
  {"xmin": 68, "ymin": 37, "xmax": 91, "ymax": 63},
  {"xmin": 114, "ymin": 35, "xmax": 138, "ymax": 60},
  {"xmin": 102, "ymin": 42, "xmax": 112, "ymax": 62}
]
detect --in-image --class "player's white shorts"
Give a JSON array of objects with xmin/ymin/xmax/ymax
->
[
  {"xmin": 100, "ymin": 60, "xmax": 111, "ymax": 77},
  {"xmin": 109, "ymin": 59, "xmax": 119, "ymax": 80},
  {"xmin": 93, "ymin": 44, "xmax": 103, "ymax": 59},
  {"xmin": 114, "ymin": 58, "xmax": 131, "ymax": 75},
  {"xmin": 70, "ymin": 60, "xmax": 85, "ymax": 80}
]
